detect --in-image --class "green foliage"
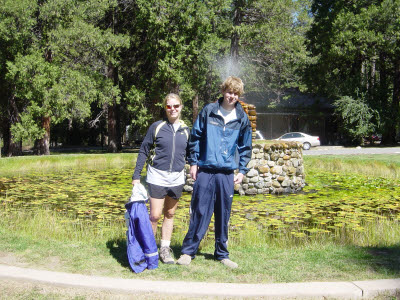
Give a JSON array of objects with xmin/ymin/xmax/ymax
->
[
  {"xmin": 118, "ymin": 0, "xmax": 223, "ymax": 124},
  {"xmin": 333, "ymin": 94, "xmax": 378, "ymax": 143},
  {"xmin": 228, "ymin": 0, "xmax": 313, "ymax": 100},
  {"xmin": 1, "ymin": 0, "xmax": 129, "ymax": 151},
  {"xmin": 10, "ymin": 112, "xmax": 45, "ymax": 143},
  {"xmin": 125, "ymin": 86, "xmax": 151, "ymax": 134},
  {"xmin": 305, "ymin": 0, "xmax": 400, "ymax": 143}
]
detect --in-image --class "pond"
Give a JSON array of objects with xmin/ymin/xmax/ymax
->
[{"xmin": 1, "ymin": 169, "xmax": 400, "ymax": 238}]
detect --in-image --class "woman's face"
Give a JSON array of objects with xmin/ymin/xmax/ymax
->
[{"xmin": 165, "ymin": 97, "xmax": 182, "ymax": 123}]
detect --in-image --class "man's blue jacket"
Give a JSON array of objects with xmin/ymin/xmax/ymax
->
[{"xmin": 188, "ymin": 98, "xmax": 252, "ymax": 174}]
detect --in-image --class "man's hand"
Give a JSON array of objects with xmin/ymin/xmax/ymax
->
[
  {"xmin": 132, "ymin": 179, "xmax": 140, "ymax": 186},
  {"xmin": 190, "ymin": 165, "xmax": 198, "ymax": 181},
  {"xmin": 233, "ymin": 173, "xmax": 244, "ymax": 184}
]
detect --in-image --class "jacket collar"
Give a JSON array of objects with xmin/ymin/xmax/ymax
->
[
  {"xmin": 164, "ymin": 119, "xmax": 188, "ymax": 130},
  {"xmin": 212, "ymin": 97, "xmax": 245, "ymax": 119}
]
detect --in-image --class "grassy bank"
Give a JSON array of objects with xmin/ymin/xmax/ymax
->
[
  {"xmin": 0, "ymin": 153, "xmax": 136, "ymax": 177},
  {"xmin": 0, "ymin": 153, "xmax": 400, "ymax": 283},
  {"xmin": 305, "ymin": 154, "xmax": 400, "ymax": 180},
  {"xmin": 1, "ymin": 207, "xmax": 399, "ymax": 283}
]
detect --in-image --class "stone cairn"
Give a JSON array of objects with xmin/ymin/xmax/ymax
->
[
  {"xmin": 183, "ymin": 141, "xmax": 305, "ymax": 195},
  {"xmin": 182, "ymin": 100, "xmax": 306, "ymax": 195},
  {"xmin": 239, "ymin": 100, "xmax": 258, "ymax": 139}
]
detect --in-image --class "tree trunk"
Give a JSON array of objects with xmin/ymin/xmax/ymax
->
[
  {"xmin": 107, "ymin": 100, "xmax": 120, "ymax": 152},
  {"xmin": 192, "ymin": 93, "xmax": 199, "ymax": 124},
  {"xmin": 106, "ymin": 63, "xmax": 121, "ymax": 153},
  {"xmin": 230, "ymin": 0, "xmax": 244, "ymax": 69},
  {"xmin": 390, "ymin": 58, "xmax": 400, "ymax": 142},
  {"xmin": 4, "ymin": 94, "xmax": 22, "ymax": 157},
  {"xmin": 381, "ymin": 57, "xmax": 400, "ymax": 145},
  {"xmin": 36, "ymin": 116, "xmax": 51, "ymax": 155}
]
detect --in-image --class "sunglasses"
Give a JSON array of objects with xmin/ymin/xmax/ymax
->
[{"xmin": 165, "ymin": 104, "xmax": 181, "ymax": 110}]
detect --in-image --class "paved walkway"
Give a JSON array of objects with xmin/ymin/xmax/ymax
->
[
  {"xmin": 0, "ymin": 264, "xmax": 399, "ymax": 298},
  {"xmin": 304, "ymin": 146, "xmax": 400, "ymax": 156}
]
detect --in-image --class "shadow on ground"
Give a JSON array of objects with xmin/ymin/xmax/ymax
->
[
  {"xmin": 364, "ymin": 245, "xmax": 400, "ymax": 276},
  {"xmin": 106, "ymin": 238, "xmax": 129, "ymax": 269}
]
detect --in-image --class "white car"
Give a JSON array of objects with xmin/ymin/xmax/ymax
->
[
  {"xmin": 277, "ymin": 132, "xmax": 320, "ymax": 150},
  {"xmin": 254, "ymin": 130, "xmax": 265, "ymax": 140}
]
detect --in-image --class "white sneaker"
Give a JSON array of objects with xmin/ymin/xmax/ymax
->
[
  {"xmin": 220, "ymin": 258, "xmax": 238, "ymax": 269},
  {"xmin": 176, "ymin": 254, "xmax": 192, "ymax": 266}
]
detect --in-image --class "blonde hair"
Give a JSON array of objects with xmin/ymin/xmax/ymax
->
[
  {"xmin": 220, "ymin": 76, "xmax": 244, "ymax": 96},
  {"xmin": 163, "ymin": 93, "xmax": 183, "ymax": 108}
]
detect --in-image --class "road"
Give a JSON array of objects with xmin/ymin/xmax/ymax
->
[{"xmin": 303, "ymin": 146, "xmax": 400, "ymax": 156}]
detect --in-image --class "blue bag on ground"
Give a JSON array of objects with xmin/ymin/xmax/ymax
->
[{"xmin": 125, "ymin": 183, "xmax": 158, "ymax": 273}]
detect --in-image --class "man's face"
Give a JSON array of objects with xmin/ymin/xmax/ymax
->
[{"xmin": 222, "ymin": 89, "xmax": 239, "ymax": 109}]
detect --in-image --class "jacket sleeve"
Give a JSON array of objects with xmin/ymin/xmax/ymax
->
[
  {"xmin": 187, "ymin": 107, "xmax": 207, "ymax": 166},
  {"xmin": 132, "ymin": 122, "xmax": 156, "ymax": 180},
  {"xmin": 237, "ymin": 115, "xmax": 253, "ymax": 174}
]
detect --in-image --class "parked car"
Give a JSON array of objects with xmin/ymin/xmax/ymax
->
[
  {"xmin": 254, "ymin": 130, "xmax": 265, "ymax": 140},
  {"xmin": 277, "ymin": 132, "xmax": 320, "ymax": 150},
  {"xmin": 363, "ymin": 134, "xmax": 382, "ymax": 144}
]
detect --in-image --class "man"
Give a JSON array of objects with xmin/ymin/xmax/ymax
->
[{"xmin": 177, "ymin": 76, "xmax": 252, "ymax": 268}]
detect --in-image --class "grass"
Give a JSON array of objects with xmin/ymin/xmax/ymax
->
[
  {"xmin": 0, "ymin": 153, "xmax": 136, "ymax": 176},
  {"xmin": 0, "ymin": 153, "xmax": 400, "ymax": 284},
  {"xmin": 1, "ymin": 208, "xmax": 399, "ymax": 283},
  {"xmin": 305, "ymin": 154, "xmax": 400, "ymax": 180}
]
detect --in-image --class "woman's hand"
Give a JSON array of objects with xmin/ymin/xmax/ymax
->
[{"xmin": 132, "ymin": 179, "xmax": 140, "ymax": 186}]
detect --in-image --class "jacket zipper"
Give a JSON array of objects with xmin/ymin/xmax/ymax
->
[{"xmin": 169, "ymin": 126, "xmax": 176, "ymax": 173}]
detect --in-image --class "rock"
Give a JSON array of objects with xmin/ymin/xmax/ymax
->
[
  {"xmin": 263, "ymin": 145, "xmax": 271, "ymax": 152},
  {"xmin": 183, "ymin": 185, "xmax": 193, "ymax": 192},
  {"xmin": 270, "ymin": 166, "xmax": 282, "ymax": 174},
  {"xmin": 245, "ymin": 213, "xmax": 256, "ymax": 220},
  {"xmin": 255, "ymin": 153, "xmax": 264, "ymax": 159},
  {"xmin": 255, "ymin": 181, "xmax": 264, "ymax": 189},
  {"xmin": 245, "ymin": 188, "xmax": 258, "ymax": 195},
  {"xmin": 272, "ymin": 187, "xmax": 284, "ymax": 194},
  {"xmin": 296, "ymin": 166, "xmax": 304, "ymax": 175},
  {"xmin": 247, "ymin": 160, "xmax": 257, "ymax": 169},
  {"xmin": 246, "ymin": 169, "xmax": 259, "ymax": 177},
  {"xmin": 288, "ymin": 167, "xmax": 296, "ymax": 175},
  {"xmin": 292, "ymin": 159, "xmax": 299, "ymax": 168},
  {"xmin": 249, "ymin": 176, "xmax": 260, "ymax": 183},
  {"xmin": 277, "ymin": 176, "xmax": 285, "ymax": 182},
  {"xmin": 272, "ymin": 180, "xmax": 281, "ymax": 188},
  {"xmin": 258, "ymin": 165, "xmax": 270, "ymax": 173},
  {"xmin": 271, "ymin": 153, "xmax": 280, "ymax": 161}
]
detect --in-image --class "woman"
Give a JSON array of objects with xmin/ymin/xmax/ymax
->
[{"xmin": 132, "ymin": 93, "xmax": 189, "ymax": 264}]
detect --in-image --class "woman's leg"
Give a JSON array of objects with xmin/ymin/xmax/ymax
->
[
  {"xmin": 161, "ymin": 195, "xmax": 179, "ymax": 241},
  {"xmin": 149, "ymin": 197, "xmax": 165, "ymax": 237}
]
